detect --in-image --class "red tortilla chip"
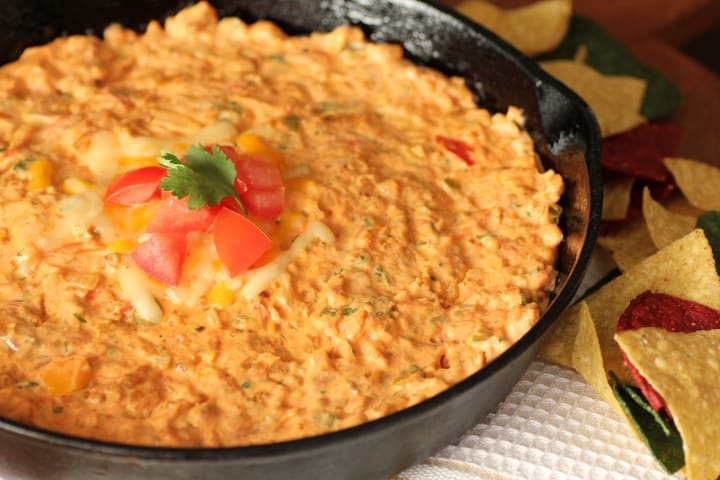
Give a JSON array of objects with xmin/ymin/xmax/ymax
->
[
  {"xmin": 601, "ymin": 123, "xmax": 682, "ymax": 181},
  {"xmin": 600, "ymin": 179, "xmax": 675, "ymax": 234},
  {"xmin": 617, "ymin": 291, "xmax": 720, "ymax": 415},
  {"xmin": 624, "ymin": 179, "xmax": 676, "ymax": 220}
]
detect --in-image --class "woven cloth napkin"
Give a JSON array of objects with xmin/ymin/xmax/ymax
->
[{"xmin": 399, "ymin": 252, "xmax": 683, "ymax": 480}]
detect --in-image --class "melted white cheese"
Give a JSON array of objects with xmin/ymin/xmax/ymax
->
[{"xmin": 239, "ymin": 221, "xmax": 335, "ymax": 298}]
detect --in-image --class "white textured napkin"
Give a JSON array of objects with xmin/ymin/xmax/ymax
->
[
  {"xmin": 399, "ymin": 251, "xmax": 681, "ymax": 480},
  {"xmin": 400, "ymin": 361, "xmax": 682, "ymax": 480}
]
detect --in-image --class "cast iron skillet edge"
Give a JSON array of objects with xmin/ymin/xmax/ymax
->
[{"xmin": 0, "ymin": 1, "xmax": 602, "ymax": 479}]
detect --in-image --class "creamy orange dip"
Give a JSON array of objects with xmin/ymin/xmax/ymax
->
[{"xmin": 0, "ymin": 3, "xmax": 563, "ymax": 446}]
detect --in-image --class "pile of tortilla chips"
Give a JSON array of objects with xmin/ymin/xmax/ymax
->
[{"xmin": 455, "ymin": 2, "xmax": 720, "ymax": 478}]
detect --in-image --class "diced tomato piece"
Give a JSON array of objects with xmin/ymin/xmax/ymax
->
[
  {"xmin": 213, "ymin": 207, "xmax": 273, "ymax": 276},
  {"xmin": 241, "ymin": 187, "xmax": 285, "ymax": 219},
  {"xmin": 235, "ymin": 155, "xmax": 284, "ymax": 190},
  {"xmin": 104, "ymin": 167, "xmax": 166, "ymax": 205},
  {"xmin": 131, "ymin": 232, "xmax": 187, "ymax": 286},
  {"xmin": 436, "ymin": 135, "xmax": 475, "ymax": 166},
  {"xmin": 146, "ymin": 196, "xmax": 218, "ymax": 233}
]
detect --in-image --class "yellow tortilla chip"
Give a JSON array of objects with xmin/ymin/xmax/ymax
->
[
  {"xmin": 540, "ymin": 60, "xmax": 647, "ymax": 137},
  {"xmin": 539, "ymin": 302, "xmax": 623, "ymax": 414},
  {"xmin": 456, "ymin": 0, "xmax": 572, "ymax": 57},
  {"xmin": 664, "ymin": 157, "xmax": 720, "ymax": 211},
  {"xmin": 616, "ymin": 327, "xmax": 720, "ymax": 480},
  {"xmin": 602, "ymin": 175, "xmax": 634, "ymax": 220},
  {"xmin": 597, "ymin": 218, "xmax": 656, "ymax": 271},
  {"xmin": 587, "ymin": 229, "xmax": 720, "ymax": 383},
  {"xmin": 641, "ymin": 187, "xmax": 696, "ymax": 249}
]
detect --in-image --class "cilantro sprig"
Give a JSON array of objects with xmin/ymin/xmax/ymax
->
[{"xmin": 158, "ymin": 145, "xmax": 245, "ymax": 212}]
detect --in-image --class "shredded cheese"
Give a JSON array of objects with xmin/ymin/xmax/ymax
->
[
  {"xmin": 240, "ymin": 221, "xmax": 335, "ymax": 298},
  {"xmin": 117, "ymin": 265, "xmax": 163, "ymax": 324}
]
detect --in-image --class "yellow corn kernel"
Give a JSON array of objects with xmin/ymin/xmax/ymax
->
[
  {"xmin": 119, "ymin": 156, "xmax": 157, "ymax": 167},
  {"xmin": 105, "ymin": 202, "xmax": 161, "ymax": 233},
  {"xmin": 200, "ymin": 351, "xmax": 217, "ymax": 363},
  {"xmin": 212, "ymin": 259, "xmax": 224, "ymax": 272},
  {"xmin": 208, "ymin": 281, "xmax": 235, "ymax": 307},
  {"xmin": 106, "ymin": 238, "xmax": 137, "ymax": 253},
  {"xmin": 61, "ymin": 177, "xmax": 92, "ymax": 195},
  {"xmin": 38, "ymin": 356, "xmax": 92, "ymax": 396},
  {"xmin": 27, "ymin": 158, "xmax": 53, "ymax": 191},
  {"xmin": 235, "ymin": 133, "xmax": 284, "ymax": 166}
]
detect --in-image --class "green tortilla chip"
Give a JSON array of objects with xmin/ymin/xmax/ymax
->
[
  {"xmin": 697, "ymin": 211, "xmax": 720, "ymax": 275},
  {"xmin": 608, "ymin": 371, "xmax": 684, "ymax": 473},
  {"xmin": 616, "ymin": 328, "xmax": 720, "ymax": 480},
  {"xmin": 537, "ymin": 15, "xmax": 682, "ymax": 120}
]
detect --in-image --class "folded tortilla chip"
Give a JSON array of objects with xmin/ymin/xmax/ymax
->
[
  {"xmin": 664, "ymin": 157, "xmax": 720, "ymax": 211},
  {"xmin": 588, "ymin": 229, "xmax": 720, "ymax": 382},
  {"xmin": 540, "ymin": 60, "xmax": 647, "ymax": 137},
  {"xmin": 597, "ymin": 218, "xmax": 656, "ymax": 271},
  {"xmin": 456, "ymin": 0, "xmax": 572, "ymax": 57},
  {"xmin": 641, "ymin": 188, "xmax": 696, "ymax": 250},
  {"xmin": 616, "ymin": 327, "xmax": 720, "ymax": 480}
]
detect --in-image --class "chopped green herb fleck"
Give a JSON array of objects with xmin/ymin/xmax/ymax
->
[
  {"xmin": 508, "ymin": 202, "xmax": 520, "ymax": 210},
  {"xmin": 317, "ymin": 101, "xmax": 341, "ymax": 113},
  {"xmin": 0, "ymin": 145, "xmax": 7, "ymax": 152},
  {"xmin": 12, "ymin": 157, "xmax": 33, "ymax": 171},
  {"xmin": 363, "ymin": 217, "xmax": 372, "ymax": 227},
  {"xmin": 373, "ymin": 265, "xmax": 390, "ymax": 283},
  {"xmin": 283, "ymin": 115, "xmax": 301, "ymax": 131},
  {"xmin": 320, "ymin": 307, "xmax": 338, "ymax": 317},
  {"xmin": 430, "ymin": 315, "xmax": 447, "ymax": 324},
  {"xmin": 416, "ymin": 240, "xmax": 428, "ymax": 247},
  {"xmin": 370, "ymin": 311, "xmax": 386, "ymax": 318},
  {"xmin": 471, "ymin": 329, "xmax": 493, "ymax": 342},
  {"xmin": 226, "ymin": 101, "xmax": 244, "ymax": 114},
  {"xmin": 17, "ymin": 381, "xmax": 38, "ymax": 390},
  {"xmin": 270, "ymin": 53, "xmax": 286, "ymax": 62},
  {"xmin": 332, "ymin": 268, "xmax": 344, "ymax": 276},
  {"xmin": 475, "ymin": 233, "xmax": 494, "ymax": 242},
  {"xmin": 342, "ymin": 306, "xmax": 358, "ymax": 317},
  {"xmin": 527, "ymin": 267, "xmax": 540, "ymax": 275},
  {"xmin": 241, "ymin": 380, "xmax": 252, "ymax": 389},
  {"xmin": 73, "ymin": 312, "xmax": 88, "ymax": 323},
  {"xmin": 443, "ymin": 178, "xmax": 460, "ymax": 190},
  {"xmin": 520, "ymin": 295, "xmax": 530, "ymax": 306},
  {"xmin": 357, "ymin": 254, "xmax": 368, "ymax": 264},
  {"xmin": 549, "ymin": 205, "xmax": 563, "ymax": 224}
]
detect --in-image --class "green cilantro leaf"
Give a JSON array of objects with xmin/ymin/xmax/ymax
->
[{"xmin": 158, "ymin": 145, "xmax": 245, "ymax": 212}]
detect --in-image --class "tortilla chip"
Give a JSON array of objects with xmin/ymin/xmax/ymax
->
[
  {"xmin": 616, "ymin": 327, "xmax": 720, "ymax": 480},
  {"xmin": 597, "ymin": 218, "xmax": 656, "ymax": 271},
  {"xmin": 536, "ymin": 15, "xmax": 683, "ymax": 120},
  {"xmin": 540, "ymin": 60, "xmax": 647, "ymax": 137},
  {"xmin": 665, "ymin": 157, "xmax": 720, "ymax": 211},
  {"xmin": 456, "ymin": 0, "xmax": 572, "ymax": 57},
  {"xmin": 587, "ymin": 229, "xmax": 720, "ymax": 383},
  {"xmin": 602, "ymin": 175, "xmax": 634, "ymax": 220},
  {"xmin": 601, "ymin": 123, "xmax": 682, "ymax": 181},
  {"xmin": 539, "ymin": 302, "xmax": 623, "ymax": 414},
  {"xmin": 642, "ymin": 188, "xmax": 696, "ymax": 250}
]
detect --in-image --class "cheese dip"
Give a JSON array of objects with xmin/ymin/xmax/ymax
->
[{"xmin": 0, "ymin": 2, "xmax": 563, "ymax": 446}]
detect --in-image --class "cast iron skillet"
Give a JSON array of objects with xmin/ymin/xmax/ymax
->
[{"xmin": 0, "ymin": 0, "xmax": 602, "ymax": 478}]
